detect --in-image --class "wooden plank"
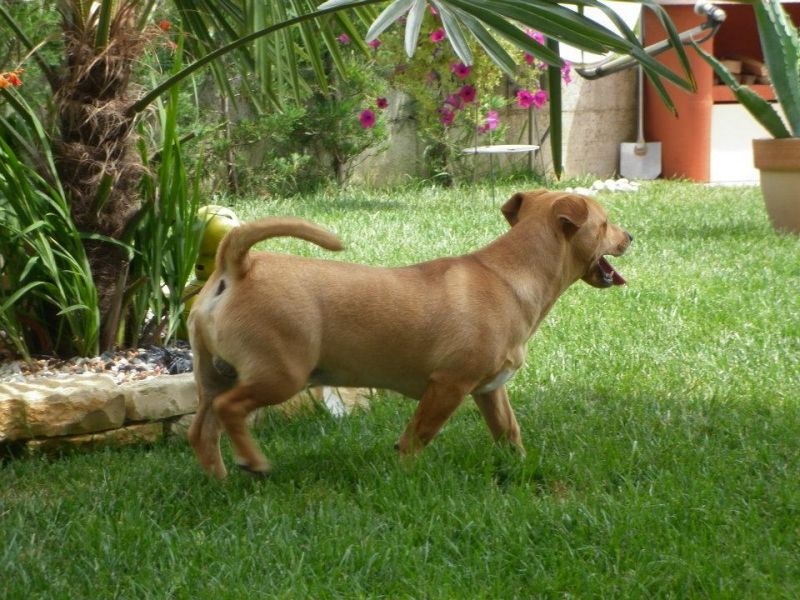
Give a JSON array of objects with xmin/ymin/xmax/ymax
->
[{"xmin": 712, "ymin": 84, "xmax": 776, "ymax": 103}]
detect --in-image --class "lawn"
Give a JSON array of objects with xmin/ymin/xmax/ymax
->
[{"xmin": 2, "ymin": 180, "xmax": 800, "ymax": 598}]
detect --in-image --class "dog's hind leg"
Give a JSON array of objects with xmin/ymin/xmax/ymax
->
[
  {"xmin": 397, "ymin": 379, "xmax": 471, "ymax": 456},
  {"xmin": 188, "ymin": 347, "xmax": 234, "ymax": 479},
  {"xmin": 212, "ymin": 377, "xmax": 304, "ymax": 476},
  {"xmin": 472, "ymin": 385, "xmax": 525, "ymax": 454}
]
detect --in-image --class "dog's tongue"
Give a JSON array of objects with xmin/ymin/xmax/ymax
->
[{"xmin": 599, "ymin": 257, "xmax": 626, "ymax": 286}]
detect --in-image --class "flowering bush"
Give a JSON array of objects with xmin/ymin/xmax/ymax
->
[
  {"xmin": 365, "ymin": 10, "xmax": 571, "ymax": 181},
  {"xmin": 213, "ymin": 56, "xmax": 388, "ymax": 196},
  {"xmin": 0, "ymin": 69, "xmax": 23, "ymax": 88}
]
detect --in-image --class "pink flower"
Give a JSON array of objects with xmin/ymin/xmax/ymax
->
[
  {"xmin": 445, "ymin": 94, "xmax": 463, "ymax": 110},
  {"xmin": 439, "ymin": 108, "xmax": 455, "ymax": 126},
  {"xmin": 429, "ymin": 5, "xmax": 438, "ymax": 15},
  {"xmin": 376, "ymin": 97, "xmax": 389, "ymax": 109},
  {"xmin": 359, "ymin": 109, "xmax": 376, "ymax": 128},
  {"xmin": 526, "ymin": 29, "xmax": 545, "ymax": 44},
  {"xmin": 458, "ymin": 84, "xmax": 476, "ymax": 103},
  {"xmin": 368, "ymin": 39, "xmax": 382, "ymax": 49},
  {"xmin": 524, "ymin": 52, "xmax": 535, "ymax": 66},
  {"xmin": 516, "ymin": 89, "xmax": 535, "ymax": 109},
  {"xmin": 430, "ymin": 28, "xmax": 446, "ymax": 43},
  {"xmin": 450, "ymin": 62, "xmax": 471, "ymax": 79},
  {"xmin": 337, "ymin": 33, "xmax": 351, "ymax": 45},
  {"xmin": 533, "ymin": 89, "xmax": 548, "ymax": 108},
  {"xmin": 562, "ymin": 60, "xmax": 572, "ymax": 84},
  {"xmin": 486, "ymin": 110, "xmax": 499, "ymax": 130}
]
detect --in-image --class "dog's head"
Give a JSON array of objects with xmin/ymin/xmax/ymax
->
[{"xmin": 501, "ymin": 189, "xmax": 631, "ymax": 288}]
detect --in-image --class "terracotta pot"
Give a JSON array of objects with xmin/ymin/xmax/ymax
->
[{"xmin": 753, "ymin": 138, "xmax": 800, "ymax": 234}]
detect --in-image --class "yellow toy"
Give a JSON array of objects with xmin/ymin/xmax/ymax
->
[
  {"xmin": 179, "ymin": 206, "xmax": 240, "ymax": 338},
  {"xmin": 197, "ymin": 205, "xmax": 240, "ymax": 257},
  {"xmin": 194, "ymin": 253, "xmax": 216, "ymax": 281}
]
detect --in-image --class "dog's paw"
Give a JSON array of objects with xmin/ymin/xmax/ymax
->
[{"xmin": 234, "ymin": 456, "xmax": 272, "ymax": 478}]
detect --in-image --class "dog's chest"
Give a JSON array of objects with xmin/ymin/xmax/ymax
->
[{"xmin": 473, "ymin": 368, "xmax": 518, "ymax": 394}]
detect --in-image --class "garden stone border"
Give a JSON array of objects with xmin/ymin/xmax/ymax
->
[{"xmin": 0, "ymin": 374, "xmax": 370, "ymax": 456}]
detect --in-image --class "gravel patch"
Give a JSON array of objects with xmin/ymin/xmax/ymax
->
[{"xmin": 0, "ymin": 342, "xmax": 193, "ymax": 385}]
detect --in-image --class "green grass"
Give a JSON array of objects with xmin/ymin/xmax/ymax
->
[{"xmin": 2, "ymin": 180, "xmax": 800, "ymax": 598}]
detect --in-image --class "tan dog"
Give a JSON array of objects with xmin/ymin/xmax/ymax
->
[{"xmin": 188, "ymin": 189, "xmax": 631, "ymax": 478}]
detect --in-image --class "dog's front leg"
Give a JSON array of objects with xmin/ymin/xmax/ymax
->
[
  {"xmin": 397, "ymin": 380, "xmax": 471, "ymax": 456},
  {"xmin": 472, "ymin": 385, "xmax": 525, "ymax": 454}
]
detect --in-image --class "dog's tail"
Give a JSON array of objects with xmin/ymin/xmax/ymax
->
[{"xmin": 216, "ymin": 217, "xmax": 343, "ymax": 280}]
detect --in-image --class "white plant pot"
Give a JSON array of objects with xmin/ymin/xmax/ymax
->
[{"xmin": 753, "ymin": 138, "xmax": 800, "ymax": 234}]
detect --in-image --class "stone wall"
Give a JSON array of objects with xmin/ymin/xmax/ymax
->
[{"xmin": 0, "ymin": 375, "xmax": 369, "ymax": 455}]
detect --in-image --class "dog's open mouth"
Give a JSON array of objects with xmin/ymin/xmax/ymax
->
[{"xmin": 598, "ymin": 256, "xmax": 626, "ymax": 286}]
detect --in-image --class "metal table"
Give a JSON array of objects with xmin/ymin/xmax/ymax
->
[{"xmin": 462, "ymin": 144, "xmax": 540, "ymax": 201}]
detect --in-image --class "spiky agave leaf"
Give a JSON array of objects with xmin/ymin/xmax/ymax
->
[{"xmin": 755, "ymin": 0, "xmax": 800, "ymax": 137}]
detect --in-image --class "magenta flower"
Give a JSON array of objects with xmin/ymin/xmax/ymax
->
[
  {"xmin": 516, "ymin": 89, "xmax": 535, "ymax": 109},
  {"xmin": 486, "ymin": 110, "xmax": 499, "ymax": 130},
  {"xmin": 359, "ymin": 109, "xmax": 376, "ymax": 128},
  {"xmin": 524, "ymin": 52, "xmax": 535, "ymax": 66},
  {"xmin": 445, "ymin": 93, "xmax": 463, "ymax": 110},
  {"xmin": 439, "ymin": 108, "xmax": 455, "ymax": 126},
  {"xmin": 368, "ymin": 39, "xmax": 382, "ymax": 49},
  {"xmin": 450, "ymin": 62, "xmax": 472, "ymax": 79},
  {"xmin": 533, "ymin": 89, "xmax": 548, "ymax": 108},
  {"xmin": 562, "ymin": 60, "xmax": 572, "ymax": 84},
  {"xmin": 526, "ymin": 28, "xmax": 545, "ymax": 44},
  {"xmin": 458, "ymin": 84, "xmax": 476, "ymax": 103},
  {"xmin": 430, "ymin": 28, "xmax": 446, "ymax": 43},
  {"xmin": 376, "ymin": 97, "xmax": 389, "ymax": 109},
  {"xmin": 337, "ymin": 33, "xmax": 351, "ymax": 45},
  {"xmin": 478, "ymin": 123, "xmax": 490, "ymax": 134}
]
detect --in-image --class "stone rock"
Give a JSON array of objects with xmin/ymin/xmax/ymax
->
[
  {"xmin": 124, "ymin": 373, "xmax": 197, "ymax": 421},
  {"xmin": 314, "ymin": 386, "xmax": 371, "ymax": 416},
  {"xmin": 272, "ymin": 387, "xmax": 371, "ymax": 418},
  {"xmin": 26, "ymin": 422, "xmax": 164, "ymax": 454},
  {"xmin": 0, "ymin": 374, "xmax": 125, "ymax": 442},
  {"xmin": 168, "ymin": 414, "xmax": 195, "ymax": 438}
]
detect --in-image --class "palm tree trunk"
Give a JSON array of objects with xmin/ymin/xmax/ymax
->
[{"xmin": 55, "ymin": 4, "xmax": 146, "ymax": 351}]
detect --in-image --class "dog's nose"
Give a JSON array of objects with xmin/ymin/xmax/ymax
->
[{"xmin": 624, "ymin": 230, "xmax": 633, "ymax": 242}]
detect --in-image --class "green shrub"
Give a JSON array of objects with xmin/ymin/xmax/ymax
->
[{"xmin": 0, "ymin": 90, "xmax": 99, "ymax": 359}]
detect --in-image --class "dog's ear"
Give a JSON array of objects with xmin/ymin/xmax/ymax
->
[
  {"xmin": 552, "ymin": 194, "xmax": 589, "ymax": 236},
  {"xmin": 501, "ymin": 193, "xmax": 525, "ymax": 226}
]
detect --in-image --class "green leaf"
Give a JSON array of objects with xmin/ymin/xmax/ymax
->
[
  {"xmin": 646, "ymin": 2, "xmax": 696, "ymax": 90},
  {"xmin": 694, "ymin": 43, "xmax": 791, "ymax": 138},
  {"xmin": 445, "ymin": 0, "xmax": 562, "ymax": 66},
  {"xmin": 366, "ymin": 0, "xmax": 414, "ymax": 42},
  {"xmin": 404, "ymin": 0, "xmax": 426, "ymax": 57},
  {"xmin": 754, "ymin": 0, "xmax": 800, "ymax": 136},
  {"xmin": 451, "ymin": 9, "xmax": 515, "ymax": 77},
  {"xmin": 1, "ymin": 281, "xmax": 46, "ymax": 313},
  {"xmin": 431, "ymin": 1, "xmax": 473, "ymax": 67},
  {"xmin": 547, "ymin": 37, "xmax": 563, "ymax": 179},
  {"xmin": 91, "ymin": 173, "xmax": 114, "ymax": 215},
  {"xmin": 94, "ymin": 0, "xmax": 114, "ymax": 50},
  {"xmin": 479, "ymin": 0, "xmax": 620, "ymax": 54}
]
